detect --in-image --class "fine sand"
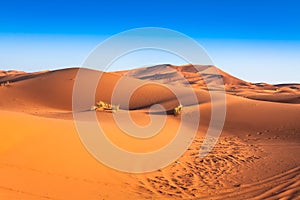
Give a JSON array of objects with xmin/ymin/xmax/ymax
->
[{"xmin": 0, "ymin": 65, "xmax": 299, "ymax": 199}]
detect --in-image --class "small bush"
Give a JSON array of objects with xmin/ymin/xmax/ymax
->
[
  {"xmin": 92, "ymin": 100, "xmax": 120, "ymax": 113},
  {"xmin": 173, "ymin": 104, "xmax": 182, "ymax": 116}
]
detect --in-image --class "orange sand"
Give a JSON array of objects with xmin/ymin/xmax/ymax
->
[{"xmin": 0, "ymin": 65, "xmax": 299, "ymax": 199}]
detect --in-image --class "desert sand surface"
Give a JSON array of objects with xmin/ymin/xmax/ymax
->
[{"xmin": 0, "ymin": 65, "xmax": 299, "ymax": 199}]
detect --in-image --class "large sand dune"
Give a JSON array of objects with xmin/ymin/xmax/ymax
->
[
  {"xmin": 121, "ymin": 64, "xmax": 300, "ymax": 104},
  {"xmin": 0, "ymin": 65, "xmax": 299, "ymax": 199}
]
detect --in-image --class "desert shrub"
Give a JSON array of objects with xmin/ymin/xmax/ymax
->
[
  {"xmin": 92, "ymin": 100, "xmax": 119, "ymax": 113},
  {"xmin": 173, "ymin": 104, "xmax": 182, "ymax": 116}
]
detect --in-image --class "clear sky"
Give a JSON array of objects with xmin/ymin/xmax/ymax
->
[{"xmin": 0, "ymin": 0, "xmax": 299, "ymax": 83}]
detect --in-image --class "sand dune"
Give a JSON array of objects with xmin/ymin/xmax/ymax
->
[
  {"xmin": 121, "ymin": 64, "xmax": 300, "ymax": 104},
  {"xmin": 0, "ymin": 65, "xmax": 299, "ymax": 199},
  {"xmin": 0, "ymin": 67, "xmax": 212, "ymax": 112}
]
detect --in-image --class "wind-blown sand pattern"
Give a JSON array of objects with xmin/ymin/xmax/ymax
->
[{"xmin": 0, "ymin": 65, "xmax": 299, "ymax": 199}]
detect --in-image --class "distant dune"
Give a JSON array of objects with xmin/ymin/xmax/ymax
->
[
  {"xmin": 0, "ymin": 64, "xmax": 299, "ymax": 199},
  {"xmin": 119, "ymin": 64, "xmax": 300, "ymax": 104}
]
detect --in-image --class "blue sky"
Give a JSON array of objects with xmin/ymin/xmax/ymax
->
[{"xmin": 0, "ymin": 0, "xmax": 300, "ymax": 83}]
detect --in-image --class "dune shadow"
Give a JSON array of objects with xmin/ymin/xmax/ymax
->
[{"xmin": 145, "ymin": 109, "xmax": 175, "ymax": 116}]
